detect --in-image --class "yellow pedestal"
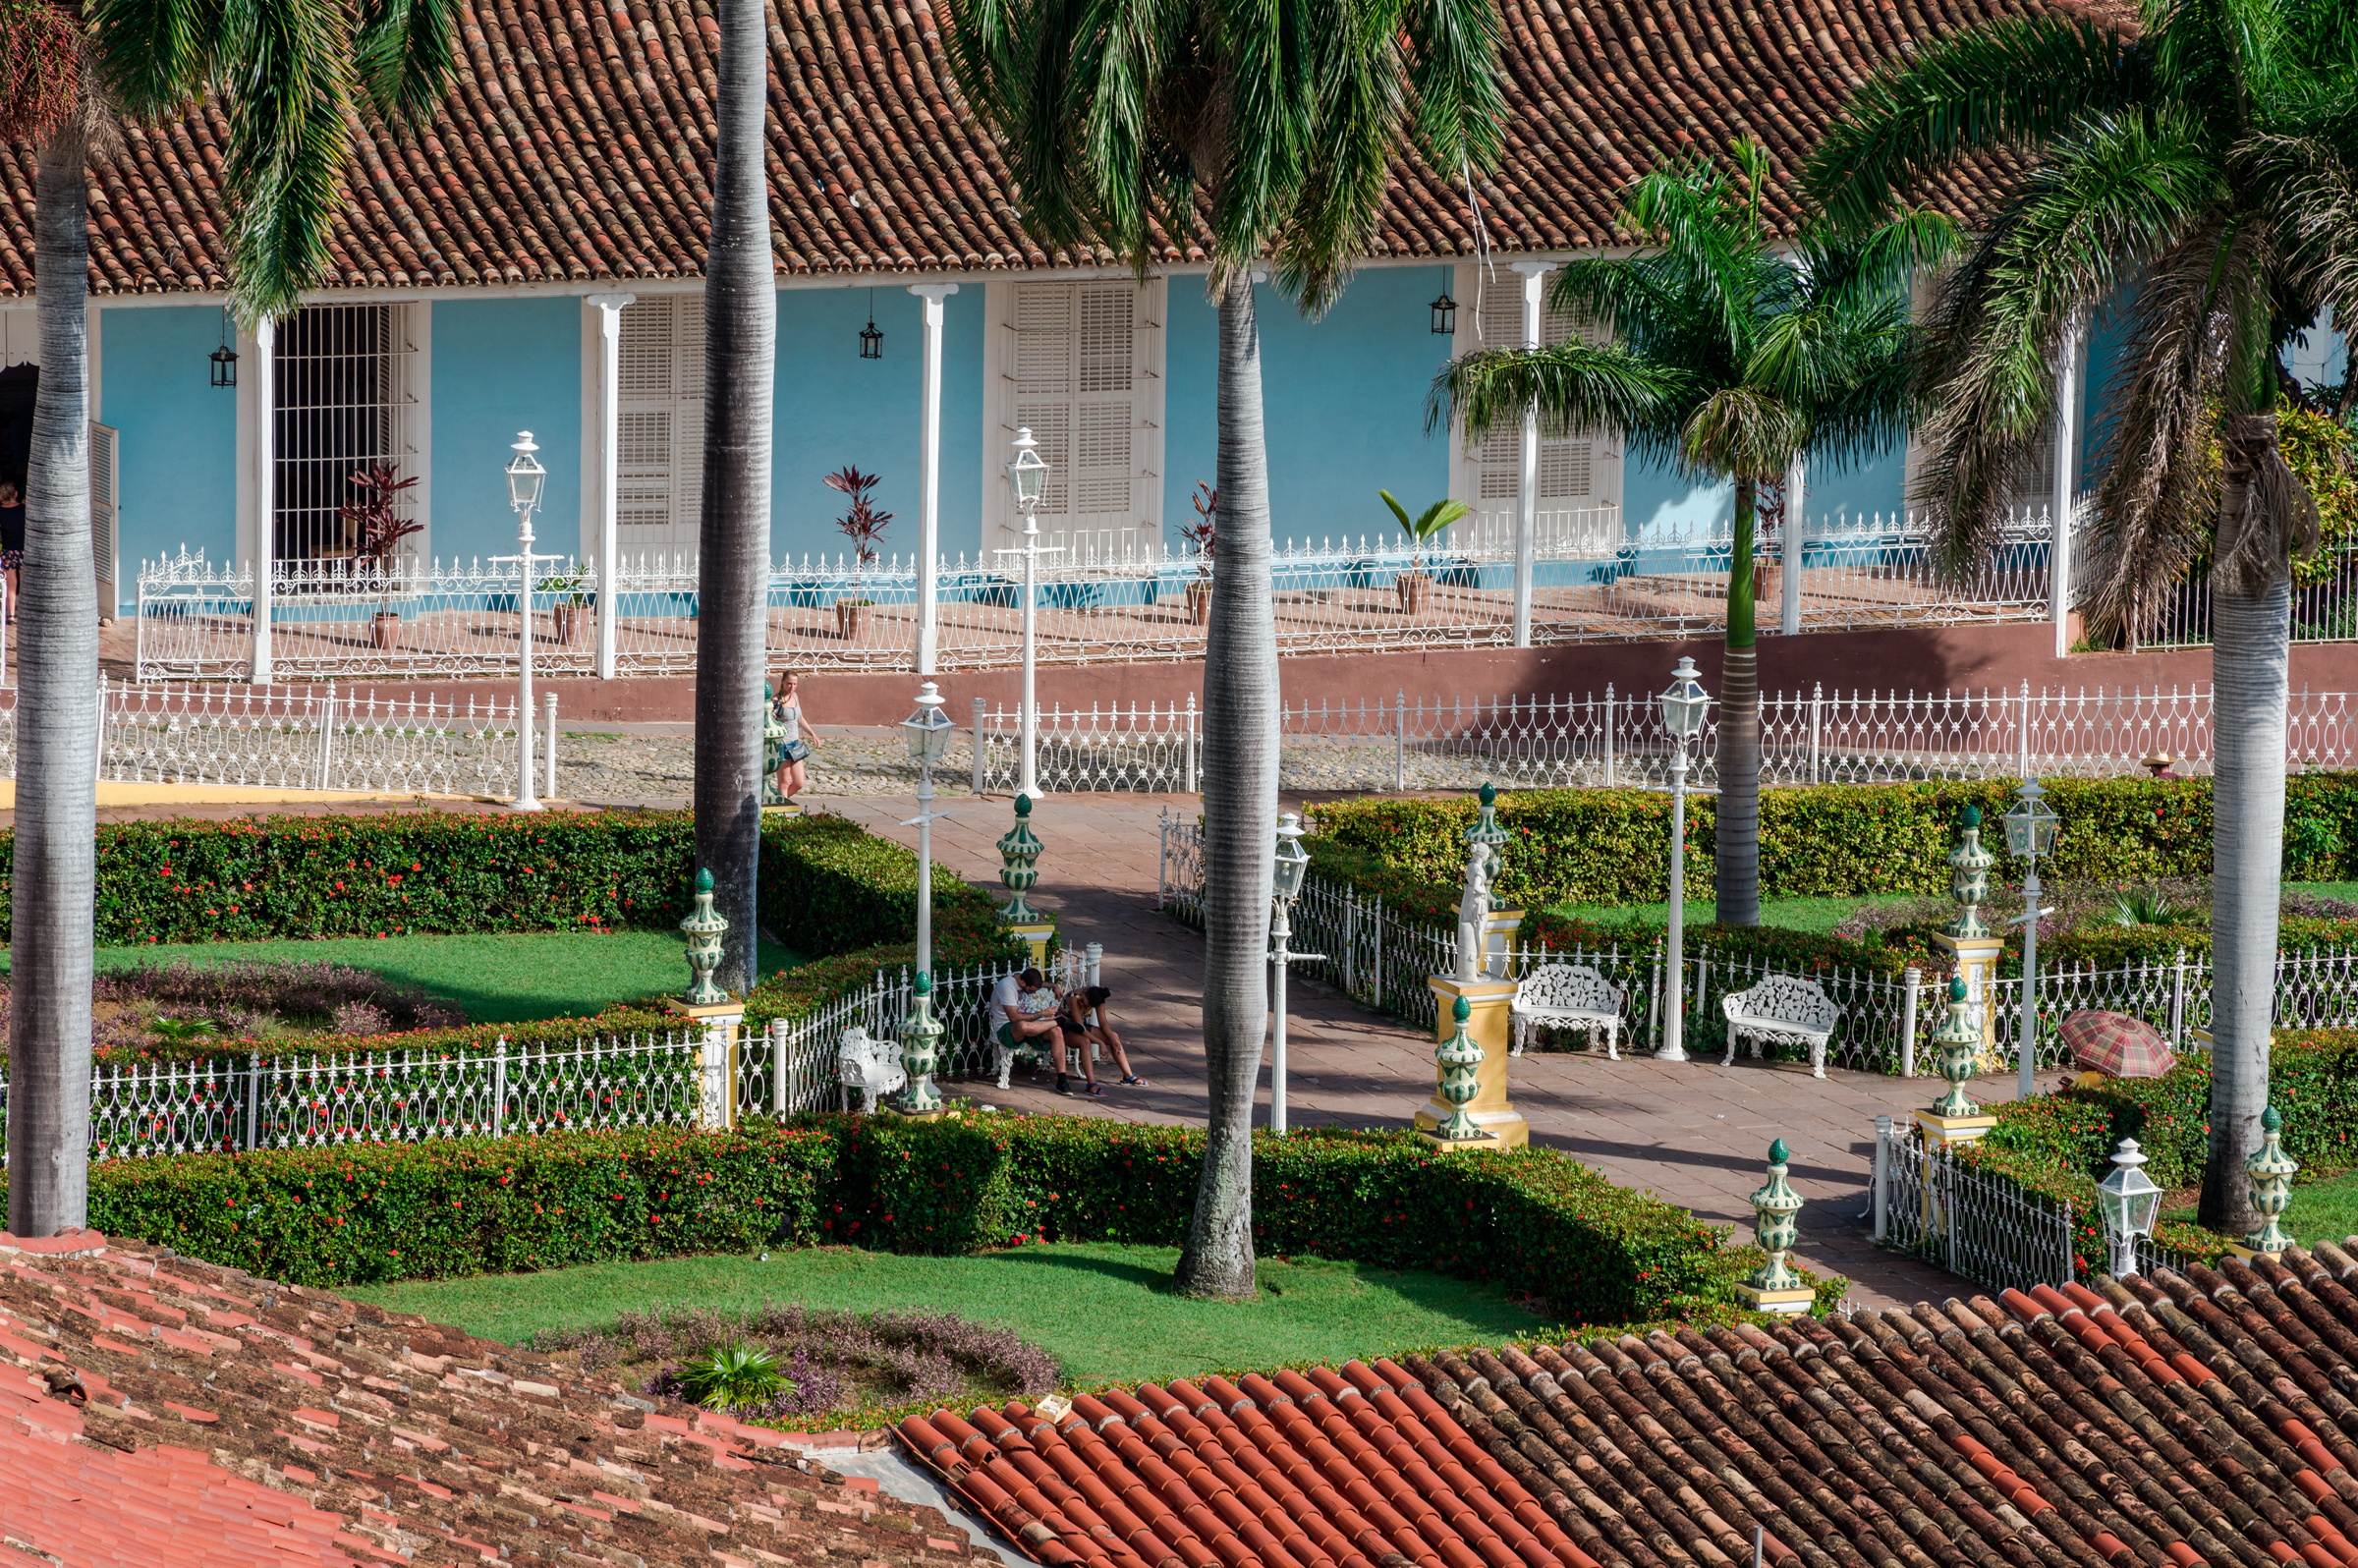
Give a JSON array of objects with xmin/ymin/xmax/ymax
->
[
  {"xmin": 1414, "ymin": 976, "xmax": 1528, "ymax": 1149},
  {"xmin": 762, "ymin": 803, "xmax": 804, "ymax": 817},
  {"xmin": 1482, "ymin": 909, "xmax": 1525, "ymax": 978},
  {"xmin": 668, "ymin": 999, "xmax": 743, "ymax": 1129},
  {"xmin": 2225, "ymin": 1242, "xmax": 2283, "ymax": 1263},
  {"xmin": 1733, "ymin": 1283, "xmax": 1815, "ymax": 1316},
  {"xmin": 1933, "ymin": 931, "xmax": 2007, "ymax": 1070},
  {"xmin": 1007, "ymin": 922, "xmax": 1055, "ymax": 971},
  {"xmin": 1915, "ymin": 1107, "xmax": 1997, "ymax": 1148}
]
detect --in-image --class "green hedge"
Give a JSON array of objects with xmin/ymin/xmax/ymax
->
[
  {"xmin": 758, "ymin": 813, "xmax": 1026, "ymax": 961},
  {"xmin": 77, "ymin": 1121, "xmax": 836, "ymax": 1286},
  {"xmin": 64, "ymin": 1112, "xmax": 1799, "ymax": 1324},
  {"xmin": 1307, "ymin": 774, "xmax": 2346, "ymax": 910}
]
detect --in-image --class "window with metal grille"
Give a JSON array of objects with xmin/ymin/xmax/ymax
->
[
  {"xmin": 273, "ymin": 306, "xmax": 421, "ymax": 563},
  {"xmin": 990, "ymin": 280, "xmax": 1163, "ymax": 559},
  {"xmin": 617, "ymin": 295, "xmax": 705, "ymax": 554}
]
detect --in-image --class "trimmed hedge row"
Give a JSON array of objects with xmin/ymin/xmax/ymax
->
[
  {"xmin": 758, "ymin": 813, "xmax": 1027, "ymax": 961},
  {"xmin": 61, "ymin": 1112, "xmax": 1807, "ymax": 1323},
  {"xmin": 1310, "ymin": 774, "xmax": 2358, "ymax": 910}
]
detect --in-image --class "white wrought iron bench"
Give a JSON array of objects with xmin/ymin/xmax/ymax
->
[
  {"xmin": 1721, "ymin": 976, "xmax": 1843, "ymax": 1078},
  {"xmin": 836, "ymin": 1026, "xmax": 906, "ymax": 1114},
  {"xmin": 1510, "ymin": 964, "xmax": 1626, "ymax": 1059}
]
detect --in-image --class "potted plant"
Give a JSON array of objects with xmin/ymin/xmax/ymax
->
[
  {"xmin": 824, "ymin": 466, "xmax": 893, "ymax": 640},
  {"xmin": 544, "ymin": 566, "xmax": 592, "ymax": 644},
  {"xmin": 338, "ymin": 464, "xmax": 422, "ymax": 648},
  {"xmin": 1179, "ymin": 480, "xmax": 1215, "ymax": 624},
  {"xmin": 1381, "ymin": 489, "xmax": 1470, "ymax": 615}
]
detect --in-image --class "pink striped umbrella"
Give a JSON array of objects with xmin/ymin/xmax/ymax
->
[{"xmin": 2059, "ymin": 1011, "xmax": 2177, "ymax": 1079}]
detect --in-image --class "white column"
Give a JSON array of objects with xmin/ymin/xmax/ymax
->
[
  {"xmin": 250, "ymin": 316, "xmax": 275, "ymax": 686},
  {"xmin": 909, "ymin": 283, "xmax": 958, "ymax": 675},
  {"xmin": 1509, "ymin": 262, "xmax": 1554, "ymax": 648},
  {"xmin": 2050, "ymin": 311, "xmax": 2083, "ymax": 657},
  {"xmin": 1780, "ymin": 454, "xmax": 1805, "ymax": 637},
  {"xmin": 587, "ymin": 293, "xmax": 634, "ymax": 680}
]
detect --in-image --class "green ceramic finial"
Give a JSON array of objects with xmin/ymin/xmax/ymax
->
[
  {"xmin": 1015, "ymin": 794, "xmax": 1032, "ymax": 817},
  {"xmin": 1480, "ymin": 782, "xmax": 1495, "ymax": 808},
  {"xmin": 1768, "ymin": 1138, "xmax": 1789, "ymax": 1166},
  {"xmin": 1747, "ymin": 1140, "xmax": 1805, "ymax": 1292},
  {"xmin": 915, "ymin": 971, "xmax": 932, "ymax": 996},
  {"xmin": 1453, "ymin": 995, "xmax": 1471, "ymax": 1022},
  {"xmin": 696, "ymin": 868, "xmax": 713, "ymax": 892},
  {"xmin": 1960, "ymin": 805, "xmax": 1981, "ymax": 827},
  {"xmin": 2264, "ymin": 1104, "xmax": 2281, "ymax": 1133},
  {"xmin": 1950, "ymin": 977, "xmax": 1968, "ymax": 1002}
]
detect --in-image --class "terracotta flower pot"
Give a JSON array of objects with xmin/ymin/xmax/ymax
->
[
  {"xmin": 835, "ymin": 600, "xmax": 872, "ymax": 640},
  {"xmin": 1185, "ymin": 581, "xmax": 1212, "ymax": 625},
  {"xmin": 370, "ymin": 611, "xmax": 401, "ymax": 649},
  {"xmin": 1394, "ymin": 571, "xmax": 1432, "ymax": 615},
  {"xmin": 554, "ymin": 605, "xmax": 589, "ymax": 644}
]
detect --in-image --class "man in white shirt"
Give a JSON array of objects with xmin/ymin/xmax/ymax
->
[{"xmin": 991, "ymin": 967, "xmax": 1068, "ymax": 1089}]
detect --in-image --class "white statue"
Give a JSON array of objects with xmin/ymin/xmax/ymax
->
[
  {"xmin": 835, "ymin": 1025, "xmax": 907, "ymax": 1114},
  {"xmin": 1456, "ymin": 843, "xmax": 1494, "ymax": 981}
]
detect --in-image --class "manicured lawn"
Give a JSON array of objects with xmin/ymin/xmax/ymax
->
[
  {"xmin": 348, "ymin": 1243, "xmax": 1550, "ymax": 1389},
  {"xmin": 2283, "ymin": 1170, "xmax": 2358, "ymax": 1248},
  {"xmin": 0, "ymin": 930, "xmax": 805, "ymax": 1024},
  {"xmin": 1550, "ymin": 892, "xmax": 1923, "ymax": 934}
]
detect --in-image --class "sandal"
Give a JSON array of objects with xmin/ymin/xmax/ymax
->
[
  {"xmin": 1119, "ymin": 1075, "xmax": 1149, "ymax": 1086},
  {"xmin": 1085, "ymin": 1083, "xmax": 1105, "ymax": 1095}
]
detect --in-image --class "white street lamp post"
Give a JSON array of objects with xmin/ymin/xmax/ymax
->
[
  {"xmin": 2002, "ymin": 777, "xmax": 2060, "ymax": 1101},
  {"xmin": 900, "ymin": 680, "xmax": 957, "ymax": 978},
  {"xmin": 1656, "ymin": 656, "xmax": 1711, "ymax": 1061},
  {"xmin": 1267, "ymin": 812, "xmax": 1319, "ymax": 1135},
  {"xmin": 2096, "ymin": 1137, "xmax": 2162, "ymax": 1277},
  {"xmin": 496, "ymin": 432, "xmax": 554, "ymax": 812},
  {"xmin": 998, "ymin": 428, "xmax": 1060, "ymax": 799}
]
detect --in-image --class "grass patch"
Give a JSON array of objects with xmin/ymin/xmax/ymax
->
[
  {"xmin": 1549, "ymin": 892, "xmax": 1923, "ymax": 934},
  {"xmin": 347, "ymin": 1242, "xmax": 1557, "ymax": 1390},
  {"xmin": 0, "ymin": 930, "xmax": 805, "ymax": 1025}
]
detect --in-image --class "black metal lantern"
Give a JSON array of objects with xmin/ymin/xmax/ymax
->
[
  {"xmin": 859, "ymin": 287, "xmax": 882, "ymax": 359},
  {"xmin": 209, "ymin": 307, "xmax": 238, "ymax": 388},
  {"xmin": 1430, "ymin": 269, "xmax": 1456, "ymax": 335}
]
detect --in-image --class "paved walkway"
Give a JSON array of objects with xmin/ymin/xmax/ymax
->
[{"xmin": 817, "ymin": 791, "xmax": 2042, "ymax": 1313}]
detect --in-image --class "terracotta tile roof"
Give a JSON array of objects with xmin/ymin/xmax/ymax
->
[
  {"xmin": 908, "ymin": 1249, "xmax": 2358, "ymax": 1568},
  {"xmin": 0, "ymin": 1229, "xmax": 987, "ymax": 1566},
  {"xmin": 0, "ymin": 0, "xmax": 2115, "ymax": 297}
]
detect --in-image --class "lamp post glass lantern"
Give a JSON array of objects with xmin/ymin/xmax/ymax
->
[
  {"xmin": 2001, "ymin": 778, "xmax": 2061, "ymax": 1100},
  {"xmin": 209, "ymin": 308, "xmax": 238, "ymax": 388},
  {"xmin": 1267, "ymin": 812, "xmax": 1320, "ymax": 1136},
  {"xmin": 1430, "ymin": 270, "xmax": 1457, "ymax": 336},
  {"xmin": 901, "ymin": 680, "xmax": 956, "ymax": 979},
  {"xmin": 2097, "ymin": 1137, "xmax": 2162, "ymax": 1277},
  {"xmin": 1656, "ymin": 656, "xmax": 1710, "ymax": 1061},
  {"xmin": 499, "ymin": 431, "xmax": 554, "ymax": 812},
  {"xmin": 998, "ymin": 428, "xmax": 1060, "ymax": 798}
]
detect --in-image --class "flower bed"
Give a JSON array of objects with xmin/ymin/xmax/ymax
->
[{"xmin": 52, "ymin": 1112, "xmax": 1831, "ymax": 1324}]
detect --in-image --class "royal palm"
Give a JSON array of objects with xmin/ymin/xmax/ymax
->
[
  {"xmin": 0, "ymin": 0, "xmax": 460, "ymax": 1232},
  {"xmin": 1435, "ymin": 141, "xmax": 1951, "ymax": 925},
  {"xmin": 942, "ymin": 0, "xmax": 1503, "ymax": 1295},
  {"xmin": 1806, "ymin": 0, "xmax": 2358, "ymax": 1231}
]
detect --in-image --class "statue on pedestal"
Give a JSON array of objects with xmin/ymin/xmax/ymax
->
[{"xmin": 1455, "ymin": 843, "xmax": 1494, "ymax": 982}]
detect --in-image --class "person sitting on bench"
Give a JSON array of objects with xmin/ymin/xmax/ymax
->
[
  {"xmin": 1059, "ymin": 985, "xmax": 1146, "ymax": 1089},
  {"xmin": 991, "ymin": 967, "xmax": 1066, "ymax": 1089}
]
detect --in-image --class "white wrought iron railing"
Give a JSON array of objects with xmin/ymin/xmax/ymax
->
[
  {"xmin": 2142, "ymin": 539, "xmax": 2358, "ymax": 650},
  {"xmin": 0, "ymin": 677, "xmax": 533, "ymax": 799},
  {"xmin": 133, "ymin": 506, "xmax": 2068, "ymax": 682}
]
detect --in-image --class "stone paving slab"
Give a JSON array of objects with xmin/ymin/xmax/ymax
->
[{"xmin": 817, "ymin": 791, "xmax": 2033, "ymax": 1314}]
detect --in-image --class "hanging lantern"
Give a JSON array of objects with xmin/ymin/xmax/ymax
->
[
  {"xmin": 209, "ymin": 308, "xmax": 238, "ymax": 388},
  {"xmin": 1430, "ymin": 272, "xmax": 1457, "ymax": 336},
  {"xmin": 860, "ymin": 287, "xmax": 882, "ymax": 359}
]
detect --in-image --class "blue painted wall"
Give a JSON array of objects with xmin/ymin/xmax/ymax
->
[
  {"xmin": 106, "ymin": 307, "xmax": 237, "ymax": 597},
  {"xmin": 1166, "ymin": 270, "xmax": 1453, "ymax": 550},
  {"xmin": 774, "ymin": 287, "xmax": 983, "ymax": 561},
  {"xmin": 429, "ymin": 298, "xmax": 581, "ymax": 563}
]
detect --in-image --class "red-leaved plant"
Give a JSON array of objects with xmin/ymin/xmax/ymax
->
[
  {"xmin": 338, "ymin": 464, "xmax": 423, "ymax": 607},
  {"xmin": 823, "ymin": 467, "xmax": 894, "ymax": 566},
  {"xmin": 1180, "ymin": 480, "xmax": 1215, "ymax": 578}
]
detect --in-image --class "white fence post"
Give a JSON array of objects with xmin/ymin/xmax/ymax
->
[
  {"xmin": 1184, "ymin": 692, "xmax": 1198, "ymax": 794},
  {"xmin": 1872, "ymin": 1114, "xmax": 1891, "ymax": 1242},
  {"xmin": 1808, "ymin": 682, "xmax": 1823, "ymax": 786},
  {"xmin": 1779, "ymin": 498, "xmax": 1803, "ymax": 637},
  {"xmin": 971, "ymin": 697, "xmax": 986, "ymax": 796},
  {"xmin": 245, "ymin": 1047, "xmax": 261, "ymax": 1150},
  {"xmin": 492, "ymin": 1037, "xmax": 508, "ymax": 1138},
  {"xmin": 1899, "ymin": 967, "xmax": 1920, "ymax": 1079},
  {"xmin": 770, "ymin": 1017, "xmax": 790, "ymax": 1117},
  {"xmin": 544, "ymin": 692, "xmax": 559, "ymax": 801},
  {"xmin": 1602, "ymin": 685, "xmax": 1614, "ymax": 788}
]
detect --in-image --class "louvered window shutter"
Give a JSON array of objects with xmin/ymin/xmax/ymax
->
[
  {"xmin": 90, "ymin": 420, "xmax": 118, "ymax": 612},
  {"xmin": 1466, "ymin": 284, "xmax": 1600, "ymax": 503},
  {"xmin": 617, "ymin": 297, "xmax": 706, "ymax": 553},
  {"xmin": 1001, "ymin": 281, "xmax": 1152, "ymax": 557}
]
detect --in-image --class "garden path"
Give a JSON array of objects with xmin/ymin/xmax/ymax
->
[{"xmin": 817, "ymin": 791, "xmax": 2040, "ymax": 1315}]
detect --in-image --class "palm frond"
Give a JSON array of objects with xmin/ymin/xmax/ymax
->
[
  {"xmin": 217, "ymin": 0, "xmax": 358, "ymax": 325},
  {"xmin": 2244, "ymin": 132, "xmax": 2358, "ymax": 337},
  {"xmin": 1402, "ymin": 0, "xmax": 1503, "ymax": 177},
  {"xmin": 1429, "ymin": 341, "xmax": 1690, "ymax": 458},
  {"xmin": 1681, "ymin": 387, "xmax": 1806, "ymax": 481},
  {"xmin": 354, "ymin": 0, "xmax": 461, "ymax": 127},
  {"xmin": 89, "ymin": 0, "xmax": 218, "ymax": 121},
  {"xmin": 1805, "ymin": 13, "xmax": 2144, "ymax": 231}
]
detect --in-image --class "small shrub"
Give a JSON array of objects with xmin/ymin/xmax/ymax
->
[
  {"xmin": 675, "ymin": 1341, "xmax": 789, "ymax": 1410},
  {"xmin": 2288, "ymin": 814, "xmax": 2347, "ymax": 881}
]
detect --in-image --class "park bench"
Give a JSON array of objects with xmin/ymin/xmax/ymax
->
[
  {"xmin": 1510, "ymin": 964, "xmax": 1626, "ymax": 1059},
  {"xmin": 836, "ymin": 1026, "xmax": 906, "ymax": 1114},
  {"xmin": 1720, "ymin": 975, "xmax": 1843, "ymax": 1078}
]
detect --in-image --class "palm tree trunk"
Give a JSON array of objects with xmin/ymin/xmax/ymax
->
[
  {"xmin": 1175, "ymin": 267, "xmax": 1273, "ymax": 1301},
  {"xmin": 8, "ymin": 124, "xmax": 95, "ymax": 1236},
  {"xmin": 2201, "ymin": 557, "xmax": 2288, "ymax": 1236},
  {"xmin": 1715, "ymin": 476, "xmax": 1761, "ymax": 926},
  {"xmin": 690, "ymin": 0, "xmax": 776, "ymax": 994}
]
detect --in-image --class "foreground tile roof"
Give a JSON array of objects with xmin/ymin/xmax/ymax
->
[
  {"xmin": 905, "ymin": 1246, "xmax": 2358, "ymax": 1568},
  {"xmin": 2, "ymin": 0, "xmax": 2115, "ymax": 297},
  {"xmin": 0, "ymin": 1229, "xmax": 984, "ymax": 1566}
]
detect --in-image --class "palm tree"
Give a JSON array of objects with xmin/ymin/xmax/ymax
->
[
  {"xmin": 942, "ymin": 0, "xmax": 1503, "ymax": 1297},
  {"xmin": 1804, "ymin": 0, "xmax": 2358, "ymax": 1234},
  {"xmin": 0, "ymin": 0, "xmax": 459, "ymax": 1235},
  {"xmin": 1434, "ymin": 141, "xmax": 1953, "ymax": 925},
  {"xmin": 690, "ymin": 0, "xmax": 775, "ymax": 994}
]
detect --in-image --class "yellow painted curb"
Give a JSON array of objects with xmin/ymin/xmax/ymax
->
[{"xmin": 0, "ymin": 780, "xmax": 483, "ymax": 809}]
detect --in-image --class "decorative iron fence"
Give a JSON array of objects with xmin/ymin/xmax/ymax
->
[
  {"xmin": 2143, "ymin": 541, "xmax": 2358, "ymax": 649},
  {"xmin": 133, "ymin": 507, "xmax": 2066, "ymax": 683},
  {"xmin": 0, "ymin": 677, "xmax": 532, "ymax": 799}
]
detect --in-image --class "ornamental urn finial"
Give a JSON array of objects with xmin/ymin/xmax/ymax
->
[
  {"xmin": 1432, "ymin": 995, "xmax": 1488, "ymax": 1141},
  {"xmin": 680, "ymin": 868, "xmax": 729, "ymax": 1004},
  {"xmin": 1746, "ymin": 1139, "xmax": 1805, "ymax": 1292},
  {"xmin": 997, "ymin": 794, "xmax": 1044, "ymax": 923},
  {"xmin": 2246, "ymin": 1104, "xmax": 2299, "ymax": 1255},
  {"xmin": 1930, "ymin": 977, "xmax": 1983, "ymax": 1117},
  {"xmin": 898, "ymin": 971, "xmax": 945, "ymax": 1115},
  {"xmin": 1945, "ymin": 805, "xmax": 1994, "ymax": 939}
]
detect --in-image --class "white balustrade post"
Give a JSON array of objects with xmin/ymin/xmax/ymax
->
[
  {"xmin": 492, "ymin": 1037, "xmax": 508, "ymax": 1139},
  {"xmin": 2050, "ymin": 311, "xmax": 2083, "ymax": 656},
  {"xmin": 1602, "ymin": 685, "xmax": 1614, "ymax": 786},
  {"xmin": 1509, "ymin": 262, "xmax": 1554, "ymax": 649},
  {"xmin": 970, "ymin": 696, "xmax": 986, "ymax": 795},
  {"xmin": 544, "ymin": 691, "xmax": 559, "ymax": 801},
  {"xmin": 250, "ymin": 316, "xmax": 276, "ymax": 686},
  {"xmin": 770, "ymin": 1017, "xmax": 790, "ymax": 1116},
  {"xmin": 587, "ymin": 294, "xmax": 634, "ymax": 681},
  {"xmin": 317, "ymin": 681, "xmax": 338, "ymax": 789},
  {"xmin": 1809, "ymin": 682, "xmax": 1823, "ymax": 786},
  {"xmin": 910, "ymin": 284, "xmax": 958, "ymax": 675},
  {"xmin": 1394, "ymin": 691, "xmax": 1407, "ymax": 792},
  {"xmin": 1184, "ymin": 692, "xmax": 1199, "ymax": 794},
  {"xmin": 1780, "ymin": 462, "xmax": 1804, "ymax": 637},
  {"xmin": 1872, "ymin": 1114, "xmax": 1892, "ymax": 1242},
  {"xmin": 2019, "ymin": 680, "xmax": 2034, "ymax": 779},
  {"xmin": 1899, "ymin": 966, "xmax": 1921, "ymax": 1078}
]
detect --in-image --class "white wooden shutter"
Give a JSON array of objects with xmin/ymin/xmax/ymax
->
[
  {"xmin": 999, "ymin": 281, "xmax": 1157, "ymax": 559},
  {"xmin": 89, "ymin": 420, "xmax": 118, "ymax": 612},
  {"xmin": 617, "ymin": 296, "xmax": 705, "ymax": 555},
  {"xmin": 1462, "ymin": 277, "xmax": 1601, "ymax": 504}
]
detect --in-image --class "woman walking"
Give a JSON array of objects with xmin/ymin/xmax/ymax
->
[{"xmin": 766, "ymin": 669, "xmax": 815, "ymax": 804}]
